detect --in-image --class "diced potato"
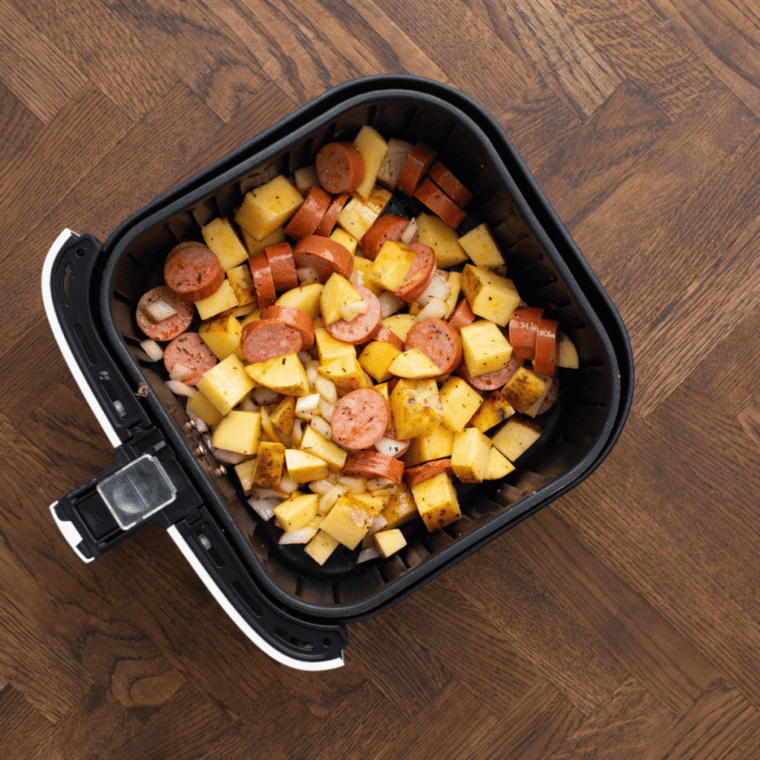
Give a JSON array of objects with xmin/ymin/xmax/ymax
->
[
  {"xmin": 233, "ymin": 458, "xmax": 257, "ymax": 492},
  {"xmin": 330, "ymin": 228, "xmax": 358, "ymax": 255},
  {"xmin": 374, "ymin": 529, "xmax": 407, "ymax": 558},
  {"xmin": 304, "ymin": 529, "xmax": 340, "ymax": 565},
  {"xmin": 460, "ymin": 321, "xmax": 512, "ymax": 377},
  {"xmin": 294, "ymin": 165, "xmax": 318, "ymax": 194},
  {"xmin": 337, "ymin": 187, "xmax": 392, "ymax": 240},
  {"xmin": 235, "ymin": 175, "xmax": 304, "ymax": 242},
  {"xmin": 285, "ymin": 448, "xmax": 330, "ymax": 484},
  {"xmin": 557, "ymin": 332, "xmax": 579, "ymax": 369},
  {"xmin": 275, "ymin": 282, "xmax": 323, "ymax": 318},
  {"xmin": 352, "ymin": 492, "xmax": 385, "ymax": 516},
  {"xmin": 390, "ymin": 378, "xmax": 443, "ymax": 440},
  {"xmin": 317, "ymin": 353, "xmax": 367, "ymax": 394},
  {"xmin": 353, "ymin": 126, "xmax": 388, "ymax": 199},
  {"xmin": 197, "ymin": 355, "xmax": 255, "ymax": 415},
  {"xmin": 443, "ymin": 271, "xmax": 461, "ymax": 319},
  {"xmin": 387, "ymin": 348, "xmax": 441, "ymax": 379},
  {"xmin": 240, "ymin": 309, "xmax": 261, "ymax": 328},
  {"xmin": 458, "ymin": 223, "xmax": 506, "ymax": 267},
  {"xmin": 212, "ymin": 410, "xmax": 262, "ymax": 456},
  {"xmin": 195, "ymin": 279, "xmax": 239, "ymax": 321},
  {"xmin": 274, "ymin": 493, "xmax": 319, "ymax": 533},
  {"xmin": 319, "ymin": 495, "xmax": 374, "ymax": 550},
  {"xmin": 461, "ymin": 265, "xmax": 521, "ymax": 326},
  {"xmin": 222, "ymin": 303, "xmax": 258, "ymax": 319},
  {"xmin": 358, "ymin": 341, "xmax": 402, "ymax": 383},
  {"xmin": 300, "ymin": 427, "xmax": 348, "ymax": 472},
  {"xmin": 468, "ymin": 395, "xmax": 513, "ymax": 433},
  {"xmin": 377, "ymin": 138, "xmax": 413, "ymax": 190},
  {"xmin": 315, "ymin": 327, "xmax": 356, "ymax": 364},
  {"xmin": 351, "ymin": 256, "xmax": 383, "ymax": 296},
  {"xmin": 372, "ymin": 382, "xmax": 389, "ymax": 404},
  {"xmin": 502, "ymin": 367, "xmax": 547, "ymax": 413},
  {"xmin": 412, "ymin": 472, "xmax": 461, "ymax": 532},
  {"xmin": 320, "ymin": 273, "xmax": 363, "ymax": 325},
  {"xmin": 201, "ymin": 218, "xmax": 249, "ymax": 271},
  {"xmin": 369, "ymin": 241, "xmax": 418, "ymax": 292},
  {"xmin": 438, "ymin": 377, "xmax": 483, "ymax": 432},
  {"xmin": 484, "ymin": 447, "xmax": 515, "ymax": 480},
  {"xmin": 381, "ymin": 313, "xmax": 417, "ymax": 342},
  {"xmin": 451, "ymin": 428, "xmax": 492, "ymax": 483},
  {"xmin": 360, "ymin": 184, "xmax": 393, "ymax": 215},
  {"xmin": 187, "ymin": 389, "xmax": 224, "ymax": 427},
  {"xmin": 270, "ymin": 396, "xmax": 297, "ymax": 435},
  {"xmin": 491, "ymin": 417, "xmax": 542, "ymax": 462},
  {"xmin": 199, "ymin": 314, "xmax": 243, "ymax": 361},
  {"xmin": 242, "ymin": 227, "xmax": 286, "ymax": 256},
  {"xmin": 244, "ymin": 354, "xmax": 310, "ymax": 397},
  {"xmin": 226, "ymin": 263, "xmax": 256, "ymax": 307},
  {"xmin": 404, "ymin": 425, "xmax": 455, "ymax": 466},
  {"xmin": 416, "ymin": 212, "xmax": 468, "ymax": 268},
  {"xmin": 253, "ymin": 441, "xmax": 286, "ymax": 488},
  {"xmin": 381, "ymin": 484, "xmax": 418, "ymax": 528}
]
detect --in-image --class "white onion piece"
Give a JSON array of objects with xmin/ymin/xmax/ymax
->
[
  {"xmin": 350, "ymin": 266, "xmax": 365, "ymax": 288},
  {"xmin": 140, "ymin": 339, "xmax": 164, "ymax": 362},
  {"xmin": 378, "ymin": 292, "xmax": 405, "ymax": 319},
  {"xmin": 260, "ymin": 406, "xmax": 282, "ymax": 443},
  {"xmin": 306, "ymin": 360, "xmax": 319, "ymax": 387},
  {"xmin": 373, "ymin": 486, "xmax": 397, "ymax": 503},
  {"xmin": 319, "ymin": 484, "xmax": 346, "ymax": 515},
  {"xmin": 416, "ymin": 297, "xmax": 447, "ymax": 321},
  {"xmin": 294, "ymin": 165, "xmax": 317, "ymax": 194},
  {"xmin": 145, "ymin": 298, "xmax": 178, "ymax": 323},
  {"xmin": 279, "ymin": 475, "xmax": 299, "ymax": 494},
  {"xmin": 210, "ymin": 447, "xmax": 246, "ymax": 465},
  {"xmin": 417, "ymin": 271, "xmax": 451, "ymax": 307},
  {"xmin": 247, "ymin": 497, "xmax": 277, "ymax": 521},
  {"xmin": 295, "ymin": 393, "xmax": 320, "ymax": 420},
  {"xmin": 356, "ymin": 546, "xmax": 381, "ymax": 564},
  {"xmin": 340, "ymin": 299, "xmax": 369, "ymax": 321},
  {"xmin": 368, "ymin": 514, "xmax": 388, "ymax": 536},
  {"xmin": 250, "ymin": 487, "xmax": 281, "ymax": 501},
  {"xmin": 310, "ymin": 415, "xmax": 333, "ymax": 441},
  {"xmin": 240, "ymin": 395, "xmax": 257, "ymax": 412},
  {"xmin": 338, "ymin": 475, "xmax": 366, "ymax": 493},
  {"xmin": 186, "ymin": 408, "xmax": 209, "ymax": 434},
  {"xmin": 375, "ymin": 437, "xmax": 406, "ymax": 458},
  {"xmin": 252, "ymin": 386, "xmax": 279, "ymax": 405},
  {"xmin": 319, "ymin": 398, "xmax": 336, "ymax": 421},
  {"xmin": 166, "ymin": 379, "xmax": 196, "ymax": 397},
  {"xmin": 297, "ymin": 266, "xmax": 319, "ymax": 283},
  {"xmin": 169, "ymin": 362, "xmax": 195, "ymax": 382},
  {"xmin": 298, "ymin": 350, "xmax": 312, "ymax": 366},
  {"xmin": 309, "ymin": 479, "xmax": 335, "ymax": 495},
  {"xmin": 291, "ymin": 419, "xmax": 304, "ymax": 446},
  {"xmin": 315, "ymin": 375, "xmax": 338, "ymax": 404},
  {"xmin": 279, "ymin": 525, "xmax": 319, "ymax": 545},
  {"xmin": 400, "ymin": 218, "xmax": 417, "ymax": 245},
  {"xmin": 366, "ymin": 476, "xmax": 395, "ymax": 491}
]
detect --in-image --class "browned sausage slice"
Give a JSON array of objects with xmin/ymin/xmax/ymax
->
[
  {"xmin": 458, "ymin": 356, "xmax": 523, "ymax": 391},
  {"xmin": 265, "ymin": 242, "xmax": 299, "ymax": 291},
  {"xmin": 163, "ymin": 332, "xmax": 217, "ymax": 385},
  {"xmin": 360, "ymin": 214, "xmax": 410, "ymax": 261},
  {"xmin": 404, "ymin": 318, "xmax": 462, "ymax": 374},
  {"xmin": 135, "ymin": 286, "xmax": 193, "ymax": 342},
  {"xmin": 262, "ymin": 305, "xmax": 315, "ymax": 349},
  {"xmin": 240, "ymin": 318, "xmax": 303, "ymax": 364},
  {"xmin": 316, "ymin": 142, "xmax": 365, "ymax": 194},
  {"xmin": 324, "ymin": 285, "xmax": 381, "ymax": 345},
  {"xmin": 371, "ymin": 325, "xmax": 404, "ymax": 351},
  {"xmin": 331, "ymin": 388, "xmax": 391, "ymax": 451},
  {"xmin": 248, "ymin": 252, "xmax": 277, "ymax": 309},
  {"xmin": 396, "ymin": 243, "xmax": 436, "ymax": 303},
  {"xmin": 164, "ymin": 243, "xmax": 224, "ymax": 302},
  {"xmin": 509, "ymin": 306, "xmax": 544, "ymax": 360},
  {"xmin": 413, "ymin": 177, "xmax": 467, "ymax": 229},
  {"xmin": 427, "ymin": 161, "xmax": 473, "ymax": 208},
  {"xmin": 343, "ymin": 451, "xmax": 405, "ymax": 485},
  {"xmin": 396, "ymin": 143, "xmax": 437, "ymax": 197},
  {"xmin": 283, "ymin": 185, "xmax": 332, "ymax": 240},
  {"xmin": 448, "ymin": 298, "xmax": 476, "ymax": 332},
  {"xmin": 314, "ymin": 193, "xmax": 349, "ymax": 237},
  {"xmin": 404, "ymin": 459, "xmax": 453, "ymax": 488},
  {"xmin": 292, "ymin": 235, "xmax": 353, "ymax": 282},
  {"xmin": 533, "ymin": 317, "xmax": 559, "ymax": 376}
]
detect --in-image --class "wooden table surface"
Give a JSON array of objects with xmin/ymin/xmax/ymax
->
[{"xmin": 2, "ymin": 1, "xmax": 760, "ymax": 757}]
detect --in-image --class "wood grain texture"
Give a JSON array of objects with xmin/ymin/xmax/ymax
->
[{"xmin": 3, "ymin": 0, "xmax": 760, "ymax": 756}]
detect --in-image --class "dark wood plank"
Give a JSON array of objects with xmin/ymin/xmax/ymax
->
[
  {"xmin": 0, "ymin": 686, "xmax": 55, "ymax": 760},
  {"xmin": 0, "ymin": 82, "xmax": 44, "ymax": 160}
]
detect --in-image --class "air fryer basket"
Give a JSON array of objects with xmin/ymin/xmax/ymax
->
[{"xmin": 97, "ymin": 77, "xmax": 630, "ymax": 622}]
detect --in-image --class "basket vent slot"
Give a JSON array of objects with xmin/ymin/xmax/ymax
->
[
  {"xmin": 74, "ymin": 324, "xmax": 97, "ymax": 365},
  {"xmin": 197, "ymin": 529, "xmax": 226, "ymax": 568},
  {"xmin": 63, "ymin": 263, "xmax": 74, "ymax": 306},
  {"xmin": 275, "ymin": 628, "xmax": 314, "ymax": 651},
  {"xmin": 232, "ymin": 580, "xmax": 263, "ymax": 618}
]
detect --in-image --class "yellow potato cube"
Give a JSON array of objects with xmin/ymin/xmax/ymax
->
[
  {"xmin": 253, "ymin": 441, "xmax": 286, "ymax": 489},
  {"xmin": 360, "ymin": 184, "xmax": 393, "ymax": 216},
  {"xmin": 352, "ymin": 492, "xmax": 385, "ymax": 516},
  {"xmin": 235, "ymin": 176, "xmax": 304, "ymax": 242},
  {"xmin": 468, "ymin": 398, "xmax": 510, "ymax": 433},
  {"xmin": 390, "ymin": 378, "xmax": 443, "ymax": 440},
  {"xmin": 233, "ymin": 458, "xmax": 257, "ymax": 492},
  {"xmin": 319, "ymin": 495, "xmax": 374, "ymax": 550},
  {"xmin": 201, "ymin": 217, "xmax": 249, "ymax": 271},
  {"xmin": 315, "ymin": 327, "xmax": 356, "ymax": 364},
  {"xmin": 369, "ymin": 241, "xmax": 418, "ymax": 292},
  {"xmin": 443, "ymin": 271, "xmax": 461, "ymax": 319},
  {"xmin": 274, "ymin": 493, "xmax": 319, "ymax": 533},
  {"xmin": 503, "ymin": 367, "xmax": 547, "ymax": 413},
  {"xmin": 458, "ymin": 223, "xmax": 506, "ymax": 267},
  {"xmin": 304, "ymin": 529, "xmax": 340, "ymax": 565},
  {"xmin": 350, "ymin": 256, "xmax": 383, "ymax": 296},
  {"xmin": 491, "ymin": 417, "xmax": 542, "ymax": 462},
  {"xmin": 197, "ymin": 355, "xmax": 255, "ymax": 415},
  {"xmin": 330, "ymin": 227, "xmax": 358, "ymax": 255},
  {"xmin": 353, "ymin": 126, "xmax": 389, "ymax": 199},
  {"xmin": 199, "ymin": 314, "xmax": 243, "ymax": 361},
  {"xmin": 381, "ymin": 484, "xmax": 418, "ymax": 528},
  {"xmin": 226, "ymin": 263, "xmax": 255, "ymax": 307},
  {"xmin": 240, "ymin": 309, "xmax": 261, "ymax": 328},
  {"xmin": 270, "ymin": 396, "xmax": 296, "ymax": 435},
  {"xmin": 285, "ymin": 448, "xmax": 330, "ymax": 484},
  {"xmin": 212, "ymin": 410, "xmax": 262, "ymax": 456},
  {"xmin": 187, "ymin": 389, "xmax": 223, "ymax": 427},
  {"xmin": 358, "ymin": 341, "xmax": 402, "ymax": 383},
  {"xmin": 439, "ymin": 377, "xmax": 483, "ymax": 432},
  {"xmin": 241, "ymin": 227, "xmax": 286, "ymax": 257},
  {"xmin": 275, "ymin": 282, "xmax": 323, "ymax": 318},
  {"xmin": 372, "ymin": 382, "xmax": 389, "ymax": 404},
  {"xmin": 317, "ymin": 353, "xmax": 367, "ymax": 394},
  {"xmin": 451, "ymin": 428, "xmax": 492, "ymax": 483},
  {"xmin": 244, "ymin": 354, "xmax": 310, "ymax": 397},
  {"xmin": 461, "ymin": 265, "xmax": 521, "ymax": 326},
  {"xmin": 412, "ymin": 472, "xmax": 461, "ymax": 532},
  {"xmin": 404, "ymin": 425, "xmax": 455, "ymax": 466},
  {"xmin": 320, "ymin": 273, "xmax": 363, "ymax": 325},
  {"xmin": 416, "ymin": 212, "xmax": 468, "ymax": 268},
  {"xmin": 380, "ymin": 315, "xmax": 417, "ymax": 344},
  {"xmin": 461, "ymin": 321, "xmax": 512, "ymax": 377},
  {"xmin": 300, "ymin": 427, "xmax": 348, "ymax": 472},
  {"xmin": 388, "ymin": 348, "xmax": 441, "ymax": 379},
  {"xmin": 337, "ymin": 196, "xmax": 380, "ymax": 240},
  {"xmin": 195, "ymin": 279, "xmax": 239, "ymax": 321},
  {"xmin": 374, "ymin": 529, "xmax": 407, "ymax": 558},
  {"xmin": 484, "ymin": 447, "xmax": 515, "ymax": 480}
]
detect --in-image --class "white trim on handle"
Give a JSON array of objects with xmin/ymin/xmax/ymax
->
[
  {"xmin": 41, "ymin": 228, "xmax": 122, "ymax": 449},
  {"xmin": 166, "ymin": 525, "xmax": 344, "ymax": 671},
  {"xmin": 49, "ymin": 500, "xmax": 95, "ymax": 564}
]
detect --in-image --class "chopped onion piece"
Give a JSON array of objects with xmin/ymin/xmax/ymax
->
[
  {"xmin": 306, "ymin": 360, "xmax": 319, "ymax": 387},
  {"xmin": 260, "ymin": 406, "xmax": 282, "ymax": 443},
  {"xmin": 338, "ymin": 475, "xmax": 366, "ymax": 493},
  {"xmin": 298, "ymin": 350, "xmax": 312, "ymax": 365},
  {"xmin": 378, "ymin": 292, "xmax": 405, "ymax": 319},
  {"xmin": 295, "ymin": 393, "xmax": 320, "ymax": 420},
  {"xmin": 350, "ymin": 266, "xmax": 365, "ymax": 288},
  {"xmin": 357, "ymin": 546, "xmax": 381, "ymax": 564},
  {"xmin": 279, "ymin": 475, "xmax": 299, "ymax": 494},
  {"xmin": 417, "ymin": 271, "xmax": 451, "ymax": 307},
  {"xmin": 315, "ymin": 375, "xmax": 338, "ymax": 404},
  {"xmin": 140, "ymin": 339, "xmax": 164, "ymax": 362},
  {"xmin": 279, "ymin": 525, "xmax": 319, "ymax": 545},
  {"xmin": 247, "ymin": 497, "xmax": 276, "ymax": 521},
  {"xmin": 319, "ymin": 484, "xmax": 346, "ymax": 515},
  {"xmin": 340, "ymin": 299, "xmax": 369, "ymax": 321},
  {"xmin": 240, "ymin": 395, "xmax": 257, "ymax": 412},
  {"xmin": 366, "ymin": 476, "xmax": 395, "ymax": 491},
  {"xmin": 166, "ymin": 379, "xmax": 196, "ymax": 397},
  {"xmin": 250, "ymin": 487, "xmax": 281, "ymax": 501},
  {"xmin": 416, "ymin": 297, "xmax": 447, "ymax": 321},
  {"xmin": 291, "ymin": 419, "xmax": 304, "ymax": 447},
  {"xmin": 210, "ymin": 447, "xmax": 246, "ymax": 465},
  {"xmin": 375, "ymin": 437, "xmax": 406, "ymax": 458},
  {"xmin": 169, "ymin": 362, "xmax": 195, "ymax": 382},
  {"xmin": 253, "ymin": 386, "xmax": 279, "ymax": 405},
  {"xmin": 373, "ymin": 486, "xmax": 397, "ymax": 503},
  {"xmin": 144, "ymin": 298, "xmax": 178, "ymax": 323},
  {"xmin": 400, "ymin": 218, "xmax": 417, "ymax": 245},
  {"xmin": 297, "ymin": 266, "xmax": 319, "ymax": 283},
  {"xmin": 319, "ymin": 398, "xmax": 336, "ymax": 421},
  {"xmin": 186, "ymin": 408, "xmax": 209, "ymax": 434},
  {"xmin": 310, "ymin": 415, "xmax": 333, "ymax": 441},
  {"xmin": 309, "ymin": 479, "xmax": 335, "ymax": 495}
]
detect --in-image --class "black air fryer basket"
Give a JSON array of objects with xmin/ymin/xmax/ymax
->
[{"xmin": 42, "ymin": 76, "xmax": 633, "ymax": 669}]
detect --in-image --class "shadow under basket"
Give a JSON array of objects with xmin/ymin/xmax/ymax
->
[{"xmin": 43, "ymin": 75, "xmax": 633, "ymax": 669}]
